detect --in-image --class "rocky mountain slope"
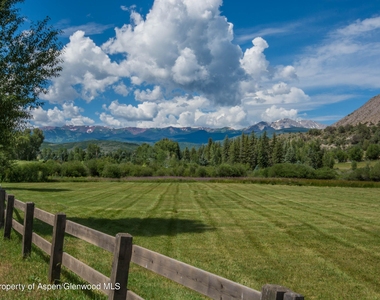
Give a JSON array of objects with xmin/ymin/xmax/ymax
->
[{"xmin": 334, "ymin": 94, "xmax": 380, "ymax": 127}]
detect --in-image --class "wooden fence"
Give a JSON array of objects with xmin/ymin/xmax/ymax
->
[{"xmin": 0, "ymin": 188, "xmax": 304, "ymax": 300}]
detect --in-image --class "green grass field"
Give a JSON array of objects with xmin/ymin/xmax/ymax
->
[{"xmin": 1, "ymin": 181, "xmax": 380, "ymax": 299}]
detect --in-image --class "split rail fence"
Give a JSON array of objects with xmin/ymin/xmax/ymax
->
[{"xmin": 0, "ymin": 188, "xmax": 304, "ymax": 300}]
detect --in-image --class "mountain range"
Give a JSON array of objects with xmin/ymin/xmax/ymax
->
[{"xmin": 41, "ymin": 118, "xmax": 326, "ymax": 145}]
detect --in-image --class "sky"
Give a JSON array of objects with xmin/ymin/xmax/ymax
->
[{"xmin": 19, "ymin": 0, "xmax": 380, "ymax": 129}]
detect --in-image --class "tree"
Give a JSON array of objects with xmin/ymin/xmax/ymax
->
[
  {"xmin": 348, "ymin": 146, "xmax": 363, "ymax": 162},
  {"xmin": 0, "ymin": 0, "xmax": 62, "ymax": 153},
  {"xmin": 366, "ymin": 144, "xmax": 380, "ymax": 160},
  {"xmin": 13, "ymin": 128, "xmax": 44, "ymax": 160}
]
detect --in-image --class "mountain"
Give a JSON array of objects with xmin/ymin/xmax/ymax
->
[
  {"xmin": 41, "ymin": 118, "xmax": 326, "ymax": 145},
  {"xmin": 334, "ymin": 94, "xmax": 380, "ymax": 127}
]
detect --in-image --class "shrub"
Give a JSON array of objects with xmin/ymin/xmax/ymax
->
[
  {"xmin": 119, "ymin": 163, "xmax": 134, "ymax": 177},
  {"xmin": 267, "ymin": 163, "xmax": 315, "ymax": 179},
  {"xmin": 5, "ymin": 162, "xmax": 49, "ymax": 182},
  {"xmin": 196, "ymin": 166, "xmax": 208, "ymax": 177},
  {"xmin": 348, "ymin": 146, "xmax": 363, "ymax": 162},
  {"xmin": 314, "ymin": 167, "xmax": 337, "ymax": 179},
  {"xmin": 85, "ymin": 159, "xmax": 99, "ymax": 176},
  {"xmin": 217, "ymin": 164, "xmax": 247, "ymax": 177},
  {"xmin": 102, "ymin": 164, "xmax": 121, "ymax": 178},
  {"xmin": 61, "ymin": 161, "xmax": 88, "ymax": 177},
  {"xmin": 44, "ymin": 160, "xmax": 61, "ymax": 176},
  {"xmin": 131, "ymin": 165, "xmax": 153, "ymax": 177},
  {"xmin": 370, "ymin": 162, "xmax": 380, "ymax": 181},
  {"xmin": 366, "ymin": 144, "xmax": 380, "ymax": 160}
]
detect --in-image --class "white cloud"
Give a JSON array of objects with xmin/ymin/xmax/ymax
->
[
  {"xmin": 42, "ymin": 31, "xmax": 120, "ymax": 103},
  {"xmin": 102, "ymin": 0, "xmax": 245, "ymax": 105},
  {"xmin": 61, "ymin": 22, "xmax": 114, "ymax": 37},
  {"xmin": 113, "ymin": 82, "xmax": 130, "ymax": 96},
  {"xmin": 295, "ymin": 16, "xmax": 380, "ymax": 89},
  {"xmin": 240, "ymin": 37, "xmax": 269, "ymax": 79},
  {"xmin": 261, "ymin": 105, "xmax": 298, "ymax": 122},
  {"xmin": 134, "ymin": 86, "xmax": 163, "ymax": 101},
  {"xmin": 32, "ymin": 103, "xmax": 95, "ymax": 127},
  {"xmin": 106, "ymin": 100, "xmax": 158, "ymax": 121}
]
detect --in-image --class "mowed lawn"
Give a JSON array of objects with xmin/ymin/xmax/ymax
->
[{"xmin": 1, "ymin": 181, "xmax": 380, "ymax": 299}]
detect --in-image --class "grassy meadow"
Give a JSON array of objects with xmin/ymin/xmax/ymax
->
[{"xmin": 1, "ymin": 181, "xmax": 380, "ymax": 299}]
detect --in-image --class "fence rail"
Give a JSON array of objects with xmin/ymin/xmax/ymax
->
[{"xmin": 0, "ymin": 188, "xmax": 304, "ymax": 300}]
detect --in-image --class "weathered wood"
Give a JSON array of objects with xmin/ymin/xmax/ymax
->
[
  {"xmin": 131, "ymin": 245, "xmax": 261, "ymax": 300},
  {"xmin": 109, "ymin": 233, "xmax": 133, "ymax": 300},
  {"xmin": 0, "ymin": 188, "xmax": 5, "ymax": 228},
  {"xmin": 65, "ymin": 220, "xmax": 115, "ymax": 253},
  {"xmin": 4, "ymin": 195, "xmax": 15, "ymax": 239},
  {"xmin": 62, "ymin": 252, "xmax": 110, "ymax": 295},
  {"xmin": 32, "ymin": 232, "xmax": 52, "ymax": 255},
  {"xmin": 49, "ymin": 213, "xmax": 66, "ymax": 283},
  {"xmin": 22, "ymin": 202, "xmax": 35, "ymax": 258},
  {"xmin": 261, "ymin": 284, "xmax": 292, "ymax": 300},
  {"xmin": 127, "ymin": 290, "xmax": 145, "ymax": 300},
  {"xmin": 34, "ymin": 207, "xmax": 55, "ymax": 226},
  {"xmin": 14, "ymin": 199, "xmax": 26, "ymax": 212},
  {"xmin": 12, "ymin": 219, "xmax": 24, "ymax": 234},
  {"xmin": 284, "ymin": 292, "xmax": 304, "ymax": 300}
]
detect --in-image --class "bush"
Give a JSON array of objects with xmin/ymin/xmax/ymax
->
[
  {"xmin": 131, "ymin": 165, "xmax": 153, "ymax": 177},
  {"xmin": 314, "ymin": 167, "xmax": 337, "ymax": 179},
  {"xmin": 61, "ymin": 161, "xmax": 88, "ymax": 177},
  {"xmin": 345, "ymin": 166, "xmax": 370, "ymax": 181},
  {"xmin": 370, "ymin": 162, "xmax": 380, "ymax": 181},
  {"xmin": 196, "ymin": 166, "xmax": 208, "ymax": 177},
  {"xmin": 267, "ymin": 163, "xmax": 315, "ymax": 179},
  {"xmin": 44, "ymin": 160, "xmax": 61, "ymax": 176},
  {"xmin": 85, "ymin": 159, "xmax": 99, "ymax": 176},
  {"xmin": 5, "ymin": 162, "xmax": 49, "ymax": 182},
  {"xmin": 348, "ymin": 146, "xmax": 363, "ymax": 162},
  {"xmin": 216, "ymin": 164, "xmax": 247, "ymax": 177},
  {"xmin": 119, "ymin": 163, "xmax": 134, "ymax": 177},
  {"xmin": 366, "ymin": 144, "xmax": 380, "ymax": 160},
  {"xmin": 102, "ymin": 164, "xmax": 121, "ymax": 178}
]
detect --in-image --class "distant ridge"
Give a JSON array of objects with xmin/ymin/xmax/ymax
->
[
  {"xmin": 334, "ymin": 94, "xmax": 380, "ymax": 127},
  {"xmin": 40, "ymin": 118, "xmax": 326, "ymax": 145}
]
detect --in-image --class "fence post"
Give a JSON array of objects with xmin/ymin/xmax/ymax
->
[
  {"xmin": 4, "ymin": 195, "xmax": 15, "ymax": 239},
  {"xmin": 49, "ymin": 213, "xmax": 66, "ymax": 283},
  {"xmin": 109, "ymin": 233, "xmax": 133, "ymax": 300},
  {"xmin": 261, "ymin": 284, "xmax": 292, "ymax": 300},
  {"xmin": 0, "ymin": 188, "xmax": 5, "ymax": 228},
  {"xmin": 22, "ymin": 202, "xmax": 35, "ymax": 258}
]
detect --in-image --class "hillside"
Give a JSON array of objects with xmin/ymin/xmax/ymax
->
[
  {"xmin": 334, "ymin": 94, "xmax": 380, "ymax": 127},
  {"xmin": 41, "ymin": 140, "xmax": 139, "ymax": 152}
]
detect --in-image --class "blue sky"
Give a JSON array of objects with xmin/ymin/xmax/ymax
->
[{"xmin": 19, "ymin": 0, "xmax": 380, "ymax": 128}]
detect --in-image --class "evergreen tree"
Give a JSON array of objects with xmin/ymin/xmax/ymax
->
[
  {"xmin": 222, "ymin": 135, "xmax": 230, "ymax": 163},
  {"xmin": 257, "ymin": 132, "xmax": 270, "ymax": 168}
]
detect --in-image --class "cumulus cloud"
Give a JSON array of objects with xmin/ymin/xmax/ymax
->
[
  {"xmin": 42, "ymin": 31, "xmax": 120, "ymax": 103},
  {"xmin": 105, "ymin": 100, "xmax": 158, "ymax": 121},
  {"xmin": 261, "ymin": 105, "xmax": 298, "ymax": 122},
  {"xmin": 32, "ymin": 103, "xmax": 95, "ymax": 127},
  {"xmin": 134, "ymin": 86, "xmax": 163, "ymax": 102},
  {"xmin": 240, "ymin": 37, "xmax": 269, "ymax": 79},
  {"xmin": 102, "ymin": 0, "xmax": 245, "ymax": 105},
  {"xmin": 41, "ymin": 0, "xmax": 319, "ymax": 129}
]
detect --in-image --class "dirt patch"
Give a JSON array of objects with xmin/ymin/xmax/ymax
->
[{"xmin": 0, "ymin": 263, "xmax": 12, "ymax": 278}]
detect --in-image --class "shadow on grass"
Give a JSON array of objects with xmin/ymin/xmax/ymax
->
[
  {"xmin": 4, "ymin": 187, "xmax": 71, "ymax": 193},
  {"xmin": 67, "ymin": 217, "xmax": 215, "ymax": 237}
]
